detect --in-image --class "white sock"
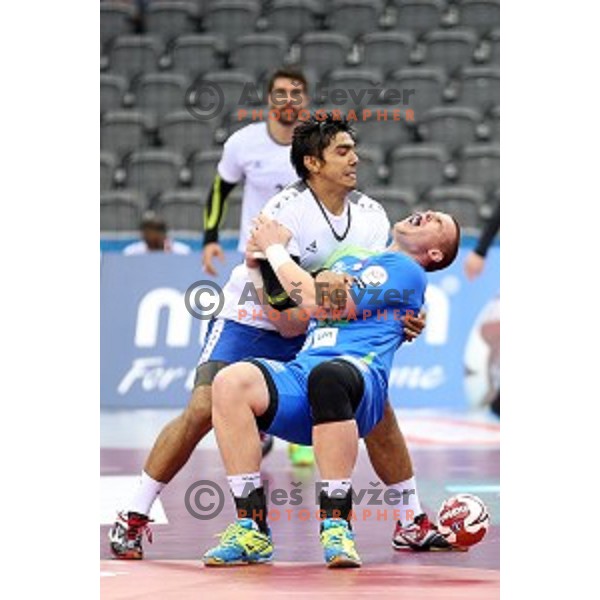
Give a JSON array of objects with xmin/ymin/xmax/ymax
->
[
  {"xmin": 129, "ymin": 471, "xmax": 165, "ymax": 517},
  {"xmin": 388, "ymin": 476, "xmax": 422, "ymax": 523},
  {"xmin": 321, "ymin": 479, "xmax": 352, "ymax": 497},
  {"xmin": 227, "ymin": 472, "xmax": 262, "ymax": 498}
]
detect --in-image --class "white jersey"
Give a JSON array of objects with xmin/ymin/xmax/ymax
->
[
  {"xmin": 219, "ymin": 181, "xmax": 391, "ymax": 330},
  {"xmin": 217, "ymin": 121, "xmax": 298, "ymax": 252}
]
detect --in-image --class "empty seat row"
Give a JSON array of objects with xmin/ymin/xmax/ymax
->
[
  {"xmin": 101, "ymin": 143, "xmax": 499, "ymax": 200},
  {"xmin": 101, "ymin": 67, "xmax": 499, "ymax": 125},
  {"xmin": 101, "ymin": 1, "xmax": 499, "ymax": 51},
  {"xmin": 100, "ymin": 188, "xmax": 243, "ymax": 232},
  {"xmin": 102, "ymin": 29, "xmax": 499, "ymax": 82}
]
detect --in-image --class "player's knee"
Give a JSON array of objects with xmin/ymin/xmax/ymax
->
[
  {"xmin": 308, "ymin": 360, "xmax": 364, "ymax": 425},
  {"xmin": 212, "ymin": 363, "xmax": 261, "ymax": 414}
]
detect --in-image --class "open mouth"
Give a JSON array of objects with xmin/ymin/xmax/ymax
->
[{"xmin": 408, "ymin": 212, "xmax": 423, "ymax": 226}]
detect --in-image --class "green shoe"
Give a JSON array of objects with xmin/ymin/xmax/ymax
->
[
  {"xmin": 203, "ymin": 519, "xmax": 274, "ymax": 566},
  {"xmin": 320, "ymin": 518, "xmax": 362, "ymax": 568},
  {"xmin": 288, "ymin": 443, "xmax": 315, "ymax": 467}
]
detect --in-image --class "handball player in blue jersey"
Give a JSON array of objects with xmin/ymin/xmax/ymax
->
[{"xmin": 203, "ymin": 209, "xmax": 460, "ymax": 567}]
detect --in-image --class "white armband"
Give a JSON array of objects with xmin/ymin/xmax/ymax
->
[{"xmin": 265, "ymin": 244, "xmax": 293, "ymax": 272}]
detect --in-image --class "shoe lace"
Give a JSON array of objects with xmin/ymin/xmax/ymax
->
[
  {"xmin": 215, "ymin": 522, "xmax": 249, "ymax": 547},
  {"xmin": 322, "ymin": 523, "xmax": 355, "ymax": 553},
  {"xmin": 119, "ymin": 511, "xmax": 153, "ymax": 544}
]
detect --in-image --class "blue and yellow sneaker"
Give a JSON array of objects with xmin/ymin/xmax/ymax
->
[
  {"xmin": 320, "ymin": 518, "xmax": 362, "ymax": 568},
  {"xmin": 288, "ymin": 443, "xmax": 314, "ymax": 467},
  {"xmin": 203, "ymin": 519, "xmax": 274, "ymax": 566}
]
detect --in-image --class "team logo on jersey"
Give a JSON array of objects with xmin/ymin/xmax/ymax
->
[
  {"xmin": 305, "ymin": 240, "xmax": 318, "ymax": 253},
  {"xmin": 360, "ymin": 265, "xmax": 388, "ymax": 286}
]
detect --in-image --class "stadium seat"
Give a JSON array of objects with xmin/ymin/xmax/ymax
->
[
  {"xmin": 101, "ymin": 111, "xmax": 150, "ymax": 158},
  {"xmin": 160, "ymin": 111, "xmax": 214, "ymax": 158},
  {"xmin": 109, "ymin": 35, "xmax": 162, "ymax": 81},
  {"xmin": 387, "ymin": 67, "xmax": 446, "ymax": 120},
  {"xmin": 459, "ymin": 0, "xmax": 500, "ymax": 37},
  {"xmin": 352, "ymin": 108, "xmax": 414, "ymax": 154},
  {"xmin": 171, "ymin": 34, "xmax": 224, "ymax": 79},
  {"xmin": 364, "ymin": 187, "xmax": 417, "ymax": 223},
  {"xmin": 299, "ymin": 32, "xmax": 352, "ymax": 79},
  {"xmin": 419, "ymin": 106, "xmax": 481, "ymax": 152},
  {"xmin": 101, "ymin": 2, "xmax": 134, "ymax": 51},
  {"xmin": 222, "ymin": 110, "xmax": 257, "ymax": 138},
  {"xmin": 322, "ymin": 68, "xmax": 384, "ymax": 109},
  {"xmin": 157, "ymin": 189, "xmax": 204, "ymax": 232},
  {"xmin": 190, "ymin": 149, "xmax": 223, "ymax": 191},
  {"xmin": 265, "ymin": 0, "xmax": 320, "ymax": 43},
  {"xmin": 101, "ymin": 152, "xmax": 117, "ymax": 191},
  {"xmin": 200, "ymin": 71, "xmax": 257, "ymax": 113},
  {"xmin": 458, "ymin": 144, "xmax": 499, "ymax": 190},
  {"xmin": 488, "ymin": 28, "xmax": 499, "ymax": 64},
  {"xmin": 393, "ymin": 0, "xmax": 443, "ymax": 37},
  {"xmin": 145, "ymin": 1, "xmax": 197, "ymax": 44},
  {"xmin": 425, "ymin": 185, "xmax": 486, "ymax": 230},
  {"xmin": 489, "ymin": 105, "xmax": 499, "ymax": 141},
  {"xmin": 127, "ymin": 150, "xmax": 185, "ymax": 202},
  {"xmin": 424, "ymin": 30, "xmax": 478, "ymax": 75},
  {"xmin": 230, "ymin": 34, "xmax": 289, "ymax": 79},
  {"xmin": 101, "ymin": 74, "xmax": 127, "ymax": 114},
  {"xmin": 203, "ymin": 0, "xmax": 260, "ymax": 49},
  {"xmin": 361, "ymin": 32, "xmax": 415, "ymax": 76},
  {"xmin": 328, "ymin": 0, "xmax": 383, "ymax": 41},
  {"xmin": 136, "ymin": 73, "xmax": 189, "ymax": 123},
  {"xmin": 388, "ymin": 144, "xmax": 449, "ymax": 193},
  {"xmin": 458, "ymin": 66, "xmax": 500, "ymax": 112},
  {"xmin": 100, "ymin": 191, "xmax": 146, "ymax": 231},
  {"xmin": 356, "ymin": 145, "xmax": 385, "ymax": 188}
]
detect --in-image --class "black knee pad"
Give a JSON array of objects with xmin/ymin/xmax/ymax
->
[
  {"xmin": 193, "ymin": 360, "xmax": 229, "ymax": 388},
  {"xmin": 308, "ymin": 360, "xmax": 365, "ymax": 425}
]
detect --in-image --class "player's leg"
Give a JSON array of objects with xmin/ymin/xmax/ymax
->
[
  {"xmin": 109, "ymin": 318, "xmax": 258, "ymax": 559},
  {"xmin": 108, "ymin": 365, "xmax": 221, "ymax": 560},
  {"xmin": 309, "ymin": 360, "xmax": 364, "ymax": 568},
  {"xmin": 364, "ymin": 401, "xmax": 450, "ymax": 551},
  {"xmin": 203, "ymin": 362, "xmax": 274, "ymax": 566}
]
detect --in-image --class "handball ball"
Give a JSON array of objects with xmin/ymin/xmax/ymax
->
[{"xmin": 437, "ymin": 494, "xmax": 490, "ymax": 549}]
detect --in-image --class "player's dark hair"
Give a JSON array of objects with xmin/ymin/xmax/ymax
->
[
  {"xmin": 291, "ymin": 114, "xmax": 356, "ymax": 180},
  {"xmin": 426, "ymin": 215, "xmax": 461, "ymax": 272},
  {"xmin": 267, "ymin": 67, "xmax": 308, "ymax": 94}
]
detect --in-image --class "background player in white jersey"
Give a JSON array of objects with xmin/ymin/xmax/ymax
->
[
  {"xmin": 201, "ymin": 67, "xmax": 308, "ymax": 275},
  {"xmin": 109, "ymin": 116, "xmax": 435, "ymax": 560}
]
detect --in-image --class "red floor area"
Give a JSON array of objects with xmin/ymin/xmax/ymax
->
[{"xmin": 101, "ymin": 446, "xmax": 499, "ymax": 597}]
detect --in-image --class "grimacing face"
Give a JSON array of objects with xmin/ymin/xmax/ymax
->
[
  {"xmin": 309, "ymin": 131, "xmax": 359, "ymax": 190},
  {"xmin": 268, "ymin": 77, "xmax": 308, "ymax": 125},
  {"xmin": 393, "ymin": 210, "xmax": 457, "ymax": 264}
]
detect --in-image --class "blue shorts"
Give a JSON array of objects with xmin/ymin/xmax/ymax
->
[
  {"xmin": 250, "ymin": 356, "xmax": 387, "ymax": 445},
  {"xmin": 197, "ymin": 318, "xmax": 305, "ymax": 366}
]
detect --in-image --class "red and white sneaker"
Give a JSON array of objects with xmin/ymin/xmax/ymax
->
[
  {"xmin": 108, "ymin": 511, "xmax": 153, "ymax": 560},
  {"xmin": 392, "ymin": 513, "xmax": 452, "ymax": 551}
]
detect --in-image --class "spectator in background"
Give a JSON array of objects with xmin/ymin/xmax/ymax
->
[
  {"xmin": 123, "ymin": 211, "xmax": 191, "ymax": 256},
  {"xmin": 463, "ymin": 200, "xmax": 500, "ymax": 280}
]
